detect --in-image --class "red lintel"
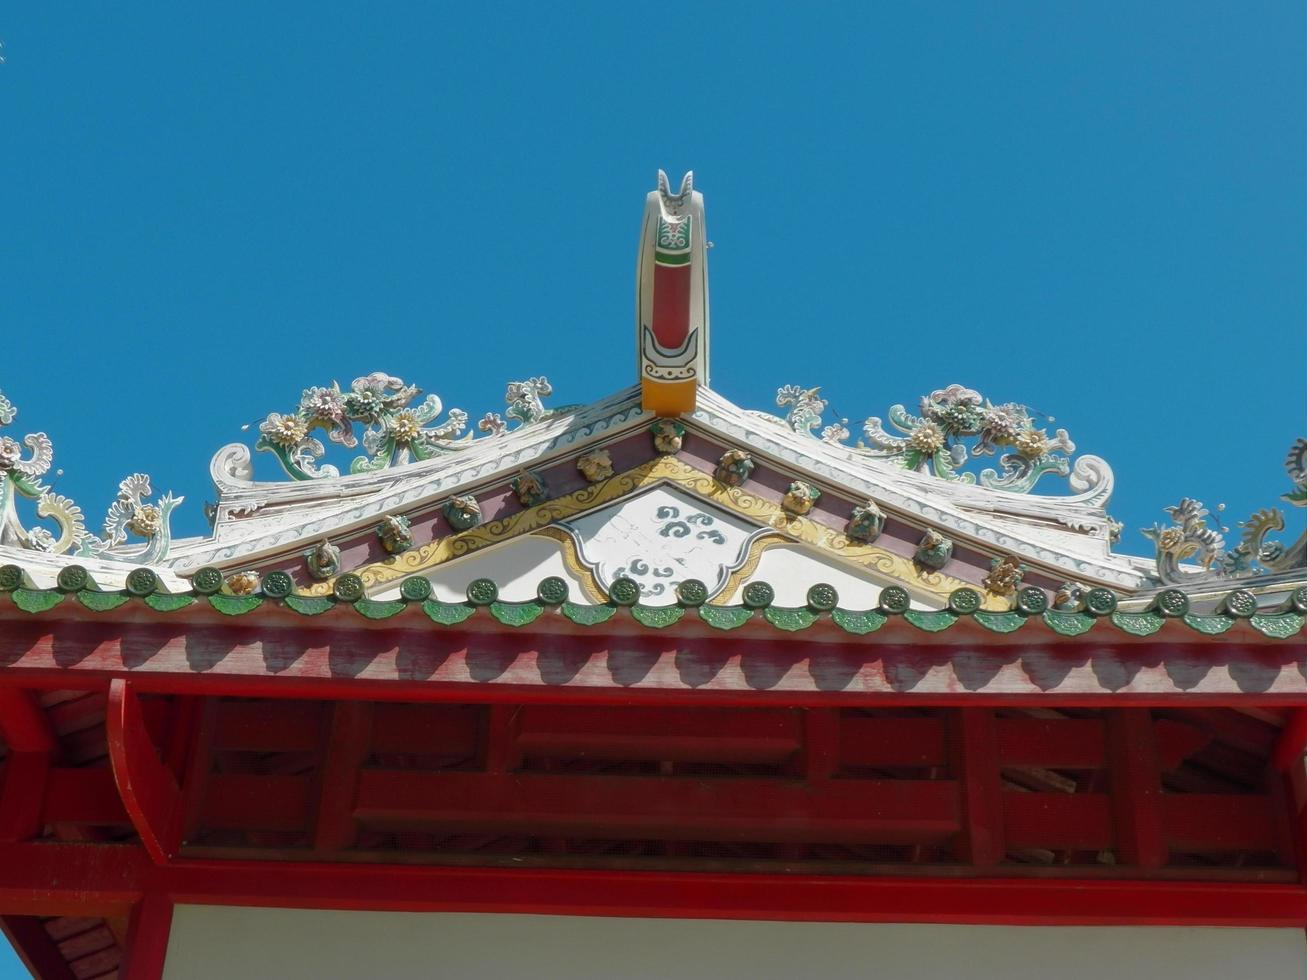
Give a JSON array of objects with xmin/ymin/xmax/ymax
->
[{"xmin": 3, "ymin": 616, "xmax": 1307, "ymax": 706}]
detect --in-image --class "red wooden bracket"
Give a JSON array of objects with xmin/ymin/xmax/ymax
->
[
  {"xmin": 313, "ymin": 701, "xmax": 374, "ymax": 853},
  {"xmin": 1107, "ymin": 709, "xmax": 1167, "ymax": 868},
  {"xmin": 951, "ymin": 708, "xmax": 1004, "ymax": 865},
  {"xmin": 0, "ymin": 688, "xmax": 56, "ymax": 843},
  {"xmin": 121, "ymin": 891, "xmax": 174, "ymax": 980},
  {"xmin": 107, "ymin": 679, "xmax": 183, "ymax": 864}
]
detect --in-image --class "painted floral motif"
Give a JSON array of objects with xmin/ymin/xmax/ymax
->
[
  {"xmin": 79, "ymin": 474, "xmax": 183, "ymax": 564},
  {"xmin": 776, "ymin": 382, "xmax": 1090, "ymax": 494},
  {"xmin": 377, "ymin": 514, "xmax": 413, "ymax": 555},
  {"xmin": 845, "ymin": 500, "xmax": 886, "ymax": 543},
  {"xmin": 253, "ymin": 373, "xmax": 557, "ymax": 481},
  {"xmin": 305, "ymin": 540, "xmax": 341, "ymax": 581},
  {"xmin": 511, "ymin": 469, "xmax": 549, "ymax": 507},
  {"xmin": 914, "ymin": 528, "xmax": 953, "ymax": 570},
  {"xmin": 714, "ymin": 449, "xmax": 755, "ymax": 487},
  {"xmin": 782, "ymin": 480, "xmax": 821, "ymax": 517},
  {"xmin": 651, "ymin": 419, "xmax": 685, "ymax": 454},
  {"xmin": 983, "ymin": 555, "xmax": 1026, "ymax": 597},
  {"xmin": 443, "ymin": 495, "xmax": 482, "ymax": 532},
  {"xmin": 577, "ymin": 450, "xmax": 613, "ymax": 483}
]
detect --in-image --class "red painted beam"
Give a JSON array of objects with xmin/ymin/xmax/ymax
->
[
  {"xmin": 951, "ymin": 709, "xmax": 1004, "ymax": 864},
  {"xmin": 213, "ymin": 700, "xmax": 324, "ymax": 754},
  {"xmin": 313, "ymin": 702, "xmax": 373, "ymax": 852},
  {"xmin": 0, "ymin": 753, "xmax": 50, "ymax": 843},
  {"xmin": 2, "ymin": 839, "xmax": 1307, "ymax": 927},
  {"xmin": 1005, "ymin": 793, "xmax": 1113, "ymax": 851},
  {"xmin": 107, "ymin": 680, "xmax": 182, "ymax": 864},
  {"xmin": 44, "ymin": 767, "xmax": 131, "ymax": 827},
  {"xmin": 1108, "ymin": 710, "xmax": 1167, "ymax": 868},
  {"xmin": 350, "ymin": 770, "xmax": 961, "ymax": 843},
  {"xmin": 161, "ymin": 857, "xmax": 1307, "ymax": 927},
  {"xmin": 4, "ymin": 615, "xmax": 1307, "ymax": 705},
  {"xmin": 519, "ymin": 705, "xmax": 802, "ymax": 765},
  {"xmin": 0, "ymin": 842, "xmax": 146, "ymax": 917}
]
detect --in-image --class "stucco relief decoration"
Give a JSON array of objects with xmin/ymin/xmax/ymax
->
[
  {"xmin": 0, "ymin": 390, "xmax": 86, "ymax": 554},
  {"xmin": 305, "ymin": 540, "xmax": 341, "ymax": 580},
  {"xmin": 776, "ymin": 382, "xmax": 1111, "ymax": 497},
  {"xmin": 558, "ymin": 485, "xmax": 770, "ymax": 605},
  {"xmin": 225, "ymin": 570, "xmax": 260, "ymax": 595},
  {"xmin": 0, "ymin": 390, "xmax": 181, "ymax": 559},
  {"xmin": 651, "ymin": 420, "xmax": 685, "ymax": 454},
  {"xmin": 377, "ymin": 514, "xmax": 413, "ymax": 555},
  {"xmin": 577, "ymin": 450, "xmax": 614, "ymax": 483},
  {"xmin": 1145, "ymin": 439, "xmax": 1307, "ymax": 585},
  {"xmin": 443, "ymin": 495, "xmax": 483, "ymax": 532},
  {"xmin": 983, "ymin": 555, "xmax": 1026, "ymax": 597},
  {"xmin": 781, "ymin": 480, "xmax": 821, "ymax": 517},
  {"xmin": 845, "ymin": 500, "xmax": 886, "ymax": 543},
  {"xmin": 79, "ymin": 473, "xmax": 184, "ymax": 564},
  {"xmin": 914, "ymin": 528, "xmax": 954, "ymax": 570},
  {"xmin": 511, "ymin": 469, "xmax": 549, "ymax": 507},
  {"xmin": 245, "ymin": 372, "xmax": 557, "ymax": 482},
  {"xmin": 776, "ymin": 385, "xmax": 849, "ymax": 445},
  {"xmin": 714, "ymin": 449, "xmax": 755, "ymax": 487}
]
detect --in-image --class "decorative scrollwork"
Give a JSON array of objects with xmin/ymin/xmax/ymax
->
[
  {"xmin": 78, "ymin": 473, "xmax": 183, "ymax": 564},
  {"xmin": 776, "ymin": 382, "xmax": 1093, "ymax": 495},
  {"xmin": 1143, "ymin": 498, "xmax": 1225, "ymax": 585},
  {"xmin": 249, "ymin": 372, "xmax": 558, "ymax": 482},
  {"xmin": 0, "ymin": 390, "xmax": 86, "ymax": 554},
  {"xmin": 1147, "ymin": 439, "xmax": 1307, "ymax": 584}
]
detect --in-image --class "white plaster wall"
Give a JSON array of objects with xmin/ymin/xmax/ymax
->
[
  {"xmin": 162, "ymin": 907, "xmax": 1307, "ymax": 980},
  {"xmin": 371, "ymin": 535, "xmax": 597, "ymax": 603}
]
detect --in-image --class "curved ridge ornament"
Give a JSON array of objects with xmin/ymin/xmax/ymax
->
[
  {"xmin": 0, "ymin": 391, "xmax": 180, "ymax": 559},
  {"xmin": 777, "ymin": 382, "xmax": 1100, "ymax": 496},
  {"xmin": 0, "ymin": 390, "xmax": 86, "ymax": 553},
  {"xmin": 1146, "ymin": 442, "xmax": 1307, "ymax": 585},
  {"xmin": 246, "ymin": 372, "xmax": 557, "ymax": 482},
  {"xmin": 78, "ymin": 474, "xmax": 183, "ymax": 564}
]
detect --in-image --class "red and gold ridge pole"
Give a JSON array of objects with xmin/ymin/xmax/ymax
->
[{"xmin": 636, "ymin": 170, "xmax": 710, "ymax": 416}]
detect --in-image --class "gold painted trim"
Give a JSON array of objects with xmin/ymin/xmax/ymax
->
[
  {"xmin": 712, "ymin": 533, "xmax": 786, "ymax": 604},
  {"xmin": 530, "ymin": 527, "xmax": 609, "ymax": 604},
  {"xmin": 303, "ymin": 456, "xmax": 1002, "ymax": 608}
]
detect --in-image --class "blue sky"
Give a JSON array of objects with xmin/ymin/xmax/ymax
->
[{"xmin": 1, "ymin": 3, "xmax": 1304, "ymax": 971}]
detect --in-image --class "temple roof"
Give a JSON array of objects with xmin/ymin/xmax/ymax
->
[{"xmin": 0, "ymin": 173, "xmax": 1303, "ymax": 617}]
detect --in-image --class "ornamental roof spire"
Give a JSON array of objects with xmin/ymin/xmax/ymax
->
[{"xmin": 637, "ymin": 170, "xmax": 710, "ymax": 416}]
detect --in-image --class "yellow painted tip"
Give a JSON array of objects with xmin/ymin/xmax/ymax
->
[{"xmin": 641, "ymin": 379, "xmax": 696, "ymax": 417}]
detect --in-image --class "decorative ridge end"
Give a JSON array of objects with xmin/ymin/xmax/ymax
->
[{"xmin": 638, "ymin": 170, "xmax": 709, "ymax": 416}]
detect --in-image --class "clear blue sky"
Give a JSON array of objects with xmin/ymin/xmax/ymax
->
[{"xmin": 0, "ymin": 3, "xmax": 1304, "ymax": 970}]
